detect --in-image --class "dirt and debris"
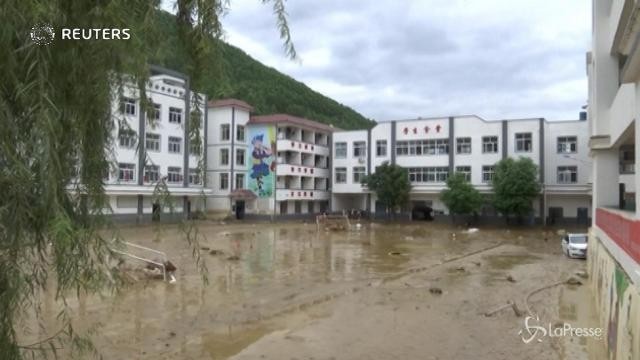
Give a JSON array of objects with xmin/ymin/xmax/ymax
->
[{"xmin": 33, "ymin": 222, "xmax": 603, "ymax": 360}]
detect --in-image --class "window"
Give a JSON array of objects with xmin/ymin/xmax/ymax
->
[
  {"xmin": 118, "ymin": 129, "xmax": 136, "ymax": 149},
  {"xmin": 120, "ymin": 97, "xmax": 136, "ymax": 115},
  {"xmin": 456, "ymin": 137, "xmax": 471, "ymax": 154},
  {"xmin": 236, "ymin": 149, "xmax": 245, "ymax": 166},
  {"xmin": 395, "ymin": 139, "xmax": 448, "ymax": 156},
  {"xmin": 189, "ymin": 168, "xmax": 201, "ymax": 185},
  {"xmin": 620, "ymin": 145, "xmax": 635, "ymax": 174},
  {"xmin": 146, "ymin": 133, "xmax": 160, "ymax": 152},
  {"xmin": 221, "ymin": 124, "xmax": 230, "ymax": 141},
  {"xmin": 235, "ymin": 173, "xmax": 245, "ymax": 189},
  {"xmin": 220, "ymin": 148, "xmax": 229, "ymax": 165},
  {"xmin": 482, "ymin": 165, "xmax": 495, "ymax": 183},
  {"xmin": 455, "ymin": 166, "xmax": 471, "ymax": 182},
  {"xmin": 396, "ymin": 141, "xmax": 408, "ymax": 156},
  {"xmin": 353, "ymin": 167, "xmax": 366, "ymax": 183},
  {"xmin": 168, "ymin": 107, "xmax": 182, "ymax": 124},
  {"xmin": 335, "ymin": 167, "xmax": 347, "ymax": 183},
  {"xmin": 167, "ymin": 167, "xmax": 183, "ymax": 183},
  {"xmin": 118, "ymin": 163, "xmax": 135, "ymax": 182},
  {"xmin": 557, "ymin": 136, "xmax": 577, "ymax": 153},
  {"xmin": 557, "ymin": 166, "xmax": 578, "ymax": 184},
  {"xmin": 376, "ymin": 140, "xmax": 387, "ymax": 157},
  {"xmin": 482, "ymin": 136, "xmax": 498, "ymax": 153},
  {"xmin": 220, "ymin": 173, "xmax": 229, "ymax": 190},
  {"xmin": 353, "ymin": 141, "xmax": 367, "ymax": 157},
  {"xmin": 148, "ymin": 103, "xmax": 161, "ymax": 121},
  {"xmin": 407, "ymin": 167, "xmax": 449, "ymax": 183},
  {"xmin": 237, "ymin": 125, "xmax": 245, "ymax": 142},
  {"xmin": 189, "ymin": 142, "xmax": 201, "ymax": 156},
  {"xmin": 168, "ymin": 136, "xmax": 182, "ymax": 153},
  {"xmin": 335, "ymin": 142, "xmax": 347, "ymax": 158},
  {"xmin": 144, "ymin": 165, "xmax": 159, "ymax": 183},
  {"xmin": 515, "ymin": 133, "xmax": 532, "ymax": 152}
]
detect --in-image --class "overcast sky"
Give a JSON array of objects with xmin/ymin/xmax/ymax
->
[{"xmin": 214, "ymin": 0, "xmax": 590, "ymax": 122}]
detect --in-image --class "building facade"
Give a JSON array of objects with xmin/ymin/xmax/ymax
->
[
  {"xmin": 206, "ymin": 103, "xmax": 333, "ymax": 217},
  {"xmin": 332, "ymin": 116, "xmax": 592, "ymax": 224},
  {"xmin": 104, "ymin": 67, "xmax": 208, "ymax": 222},
  {"xmin": 587, "ymin": 1, "xmax": 640, "ymax": 358}
]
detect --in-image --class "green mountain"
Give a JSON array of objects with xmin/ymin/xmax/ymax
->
[{"xmin": 150, "ymin": 11, "xmax": 374, "ymax": 130}]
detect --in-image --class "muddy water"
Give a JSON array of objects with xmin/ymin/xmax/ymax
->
[{"xmin": 35, "ymin": 221, "xmax": 603, "ymax": 359}]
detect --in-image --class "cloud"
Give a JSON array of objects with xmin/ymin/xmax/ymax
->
[{"xmin": 220, "ymin": 0, "xmax": 590, "ymax": 122}]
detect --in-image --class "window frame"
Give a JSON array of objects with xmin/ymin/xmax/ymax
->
[
  {"xmin": 556, "ymin": 136, "xmax": 577, "ymax": 154},
  {"xmin": 167, "ymin": 166, "xmax": 183, "ymax": 184},
  {"xmin": 557, "ymin": 166, "xmax": 578, "ymax": 184},
  {"xmin": 236, "ymin": 148, "xmax": 245, "ymax": 166},
  {"xmin": 235, "ymin": 173, "xmax": 245, "ymax": 189},
  {"xmin": 482, "ymin": 165, "xmax": 495, "ymax": 183},
  {"xmin": 219, "ymin": 173, "xmax": 229, "ymax": 190},
  {"xmin": 118, "ymin": 163, "xmax": 136, "ymax": 183},
  {"xmin": 335, "ymin": 167, "xmax": 347, "ymax": 183},
  {"xmin": 145, "ymin": 133, "xmax": 161, "ymax": 152},
  {"xmin": 455, "ymin": 166, "xmax": 472, "ymax": 182},
  {"xmin": 456, "ymin": 137, "xmax": 472, "ymax": 154},
  {"xmin": 515, "ymin": 132, "xmax": 533, "ymax": 153},
  {"xmin": 168, "ymin": 107, "xmax": 183, "ymax": 124},
  {"xmin": 335, "ymin": 142, "xmax": 347, "ymax": 159},
  {"xmin": 236, "ymin": 125, "xmax": 245, "ymax": 142},
  {"xmin": 144, "ymin": 165, "xmax": 160, "ymax": 183},
  {"xmin": 376, "ymin": 140, "xmax": 387, "ymax": 157},
  {"xmin": 353, "ymin": 166, "xmax": 366, "ymax": 183},
  {"xmin": 221, "ymin": 124, "xmax": 230, "ymax": 141},
  {"xmin": 168, "ymin": 136, "xmax": 182, "ymax": 154},
  {"xmin": 482, "ymin": 136, "xmax": 499, "ymax": 154},
  {"xmin": 353, "ymin": 141, "xmax": 367, "ymax": 157},
  {"xmin": 220, "ymin": 148, "xmax": 229, "ymax": 166}
]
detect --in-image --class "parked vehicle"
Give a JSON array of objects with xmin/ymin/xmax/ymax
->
[{"xmin": 561, "ymin": 233, "xmax": 588, "ymax": 259}]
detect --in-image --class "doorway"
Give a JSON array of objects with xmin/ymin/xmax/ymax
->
[{"xmin": 235, "ymin": 200, "xmax": 245, "ymax": 220}]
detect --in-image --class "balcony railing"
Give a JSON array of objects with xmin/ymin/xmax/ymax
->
[{"xmin": 595, "ymin": 207, "xmax": 640, "ymax": 264}]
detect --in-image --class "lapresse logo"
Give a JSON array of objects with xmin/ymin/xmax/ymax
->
[
  {"xmin": 30, "ymin": 23, "xmax": 130, "ymax": 45},
  {"xmin": 518, "ymin": 314, "xmax": 603, "ymax": 344}
]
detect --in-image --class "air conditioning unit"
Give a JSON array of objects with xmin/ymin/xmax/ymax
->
[{"xmin": 358, "ymin": 157, "xmax": 366, "ymax": 164}]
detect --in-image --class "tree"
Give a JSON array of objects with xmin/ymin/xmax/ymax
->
[
  {"xmin": 0, "ymin": 1, "xmax": 294, "ymax": 358},
  {"xmin": 440, "ymin": 172, "xmax": 483, "ymax": 222},
  {"xmin": 361, "ymin": 162, "xmax": 411, "ymax": 216},
  {"xmin": 491, "ymin": 157, "xmax": 542, "ymax": 221}
]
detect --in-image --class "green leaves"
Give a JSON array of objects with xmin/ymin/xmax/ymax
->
[
  {"xmin": 491, "ymin": 157, "xmax": 541, "ymax": 218},
  {"xmin": 361, "ymin": 162, "xmax": 411, "ymax": 213},
  {"xmin": 441, "ymin": 172, "xmax": 482, "ymax": 216}
]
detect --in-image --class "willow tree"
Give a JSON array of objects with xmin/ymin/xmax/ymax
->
[{"xmin": 0, "ymin": 1, "xmax": 295, "ymax": 358}]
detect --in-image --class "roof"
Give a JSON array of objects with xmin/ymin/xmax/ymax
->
[
  {"xmin": 250, "ymin": 114, "xmax": 337, "ymax": 132},
  {"xmin": 228, "ymin": 189, "xmax": 257, "ymax": 200},
  {"xmin": 208, "ymin": 98, "xmax": 254, "ymax": 112}
]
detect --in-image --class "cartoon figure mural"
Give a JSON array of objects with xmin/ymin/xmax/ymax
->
[{"xmin": 248, "ymin": 125, "xmax": 276, "ymax": 197}]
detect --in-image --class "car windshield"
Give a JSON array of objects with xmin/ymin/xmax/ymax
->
[{"xmin": 570, "ymin": 235, "xmax": 587, "ymax": 244}]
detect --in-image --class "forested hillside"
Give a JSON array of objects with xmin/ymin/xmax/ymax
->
[{"xmin": 150, "ymin": 10, "xmax": 374, "ymax": 130}]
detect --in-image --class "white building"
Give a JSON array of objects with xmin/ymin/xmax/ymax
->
[
  {"xmin": 104, "ymin": 66, "xmax": 208, "ymax": 222},
  {"xmin": 332, "ymin": 116, "xmax": 592, "ymax": 224},
  {"xmin": 206, "ymin": 102, "xmax": 333, "ymax": 217},
  {"xmin": 587, "ymin": 2, "xmax": 640, "ymax": 358}
]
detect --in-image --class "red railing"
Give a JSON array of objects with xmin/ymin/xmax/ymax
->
[{"xmin": 596, "ymin": 208, "xmax": 640, "ymax": 264}]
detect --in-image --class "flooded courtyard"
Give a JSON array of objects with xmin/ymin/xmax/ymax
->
[{"xmin": 42, "ymin": 221, "xmax": 606, "ymax": 359}]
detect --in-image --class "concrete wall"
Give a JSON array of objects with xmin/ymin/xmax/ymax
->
[{"xmin": 588, "ymin": 233, "xmax": 640, "ymax": 360}]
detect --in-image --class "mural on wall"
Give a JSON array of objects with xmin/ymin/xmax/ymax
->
[{"xmin": 248, "ymin": 125, "xmax": 276, "ymax": 197}]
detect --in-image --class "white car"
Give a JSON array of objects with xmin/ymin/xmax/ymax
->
[{"xmin": 561, "ymin": 233, "xmax": 588, "ymax": 259}]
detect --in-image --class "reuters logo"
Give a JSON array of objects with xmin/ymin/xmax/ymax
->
[{"xmin": 30, "ymin": 23, "xmax": 55, "ymax": 45}]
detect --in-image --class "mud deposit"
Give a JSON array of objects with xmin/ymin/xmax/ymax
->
[{"xmin": 35, "ymin": 222, "xmax": 606, "ymax": 359}]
